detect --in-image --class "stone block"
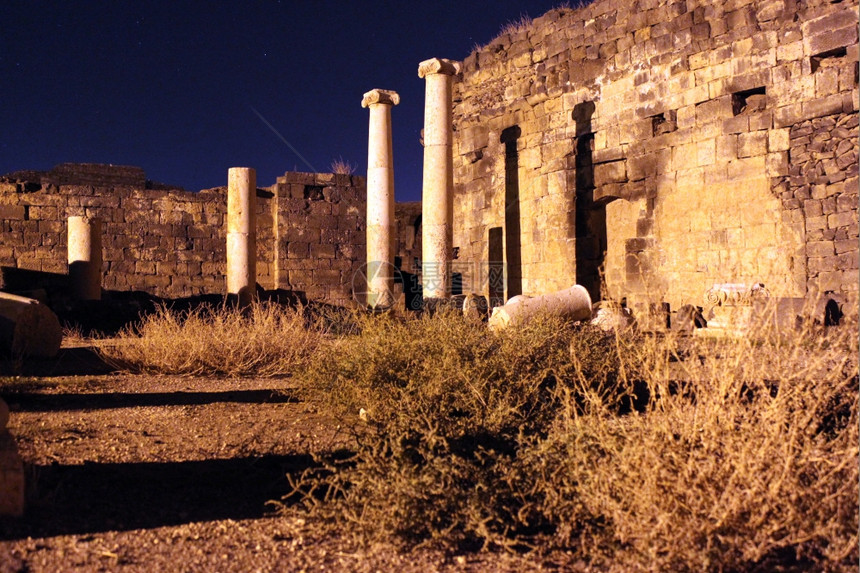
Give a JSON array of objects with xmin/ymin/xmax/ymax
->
[
  {"xmin": 311, "ymin": 243, "xmax": 336, "ymax": 259},
  {"xmin": 727, "ymin": 155, "xmax": 766, "ymax": 180},
  {"xmin": 768, "ymin": 128, "xmax": 790, "ymax": 152},
  {"xmin": 697, "ymin": 139, "xmax": 716, "ymax": 166},
  {"xmin": 766, "ymin": 152, "xmax": 789, "ymax": 176},
  {"xmin": 802, "ymin": 95, "xmax": 844, "ymax": 121},
  {"xmin": 594, "ymin": 161, "xmax": 627, "ymax": 186},
  {"xmin": 807, "ymin": 240, "xmax": 835, "ymax": 258},
  {"xmin": 285, "ymin": 226, "xmax": 321, "ymax": 243},
  {"xmin": 748, "ymin": 111, "xmax": 773, "ymax": 132},
  {"xmin": 738, "ymin": 131, "xmax": 768, "ymax": 158},
  {"xmin": 804, "ymin": 24, "xmax": 859, "ymax": 57},
  {"xmin": 287, "ymin": 242, "xmax": 310, "ymax": 259},
  {"xmin": 627, "ymin": 154, "xmax": 658, "ymax": 181},
  {"xmin": 774, "ymin": 103, "xmax": 803, "ymax": 128},
  {"xmin": 716, "ymin": 135, "xmax": 739, "ymax": 162},
  {"xmin": 313, "ymin": 269, "xmax": 342, "ymax": 285},
  {"xmin": 0, "ymin": 205, "xmax": 26, "ymax": 220},
  {"xmin": 673, "ymin": 142, "xmax": 699, "ymax": 170},
  {"xmin": 806, "ymin": 215, "xmax": 828, "ymax": 232},
  {"xmin": 828, "ymin": 211, "xmax": 856, "ymax": 229},
  {"xmin": 722, "ymin": 115, "xmax": 749, "ymax": 134}
]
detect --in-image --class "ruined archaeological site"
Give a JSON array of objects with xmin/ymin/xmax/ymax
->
[{"xmin": 0, "ymin": 0, "xmax": 858, "ymax": 571}]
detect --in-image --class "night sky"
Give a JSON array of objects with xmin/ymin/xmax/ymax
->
[{"xmin": 2, "ymin": 1, "xmax": 570, "ymax": 202}]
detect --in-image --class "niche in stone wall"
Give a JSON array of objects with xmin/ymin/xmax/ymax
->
[
  {"xmin": 488, "ymin": 227, "xmax": 504, "ymax": 307},
  {"xmin": 650, "ymin": 110, "xmax": 677, "ymax": 136},
  {"xmin": 731, "ymin": 86, "xmax": 767, "ymax": 116},
  {"xmin": 810, "ymin": 46, "xmax": 847, "ymax": 73},
  {"xmin": 572, "ymin": 101, "xmax": 606, "ymax": 302},
  {"xmin": 810, "ymin": 46, "xmax": 858, "ymax": 85},
  {"xmin": 500, "ymin": 125, "xmax": 522, "ymax": 299},
  {"xmin": 304, "ymin": 185, "xmax": 325, "ymax": 201}
]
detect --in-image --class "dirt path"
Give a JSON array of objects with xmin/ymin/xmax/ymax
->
[{"xmin": 0, "ymin": 372, "xmax": 574, "ymax": 572}]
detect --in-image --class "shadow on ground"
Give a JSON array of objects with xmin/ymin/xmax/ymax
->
[
  {"xmin": 0, "ymin": 453, "xmax": 315, "ymax": 540},
  {"xmin": 0, "ymin": 346, "xmax": 116, "ymax": 377},
  {"xmin": 2, "ymin": 388, "xmax": 299, "ymax": 412}
]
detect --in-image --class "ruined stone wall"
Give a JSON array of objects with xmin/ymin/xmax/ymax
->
[
  {"xmin": 0, "ymin": 182, "xmax": 227, "ymax": 296},
  {"xmin": 269, "ymin": 172, "xmax": 367, "ymax": 305},
  {"xmin": 0, "ymin": 169, "xmax": 371, "ymax": 307},
  {"xmin": 452, "ymin": 0, "xmax": 859, "ymax": 313}
]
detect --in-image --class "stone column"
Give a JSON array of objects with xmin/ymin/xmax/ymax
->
[
  {"xmin": 67, "ymin": 216, "xmax": 102, "ymax": 300},
  {"xmin": 227, "ymin": 167, "xmax": 257, "ymax": 305},
  {"xmin": 361, "ymin": 88, "xmax": 400, "ymax": 309},
  {"xmin": 419, "ymin": 57, "xmax": 461, "ymax": 300},
  {"xmin": 488, "ymin": 285, "xmax": 593, "ymax": 331}
]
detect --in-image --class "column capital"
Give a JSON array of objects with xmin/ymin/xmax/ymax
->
[
  {"xmin": 418, "ymin": 58, "xmax": 462, "ymax": 78},
  {"xmin": 361, "ymin": 89, "xmax": 400, "ymax": 108}
]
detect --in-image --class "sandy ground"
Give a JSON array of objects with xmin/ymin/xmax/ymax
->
[{"xmin": 0, "ymin": 368, "xmax": 580, "ymax": 572}]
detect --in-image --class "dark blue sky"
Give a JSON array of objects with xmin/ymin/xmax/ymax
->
[{"xmin": 1, "ymin": 1, "xmax": 569, "ymax": 202}]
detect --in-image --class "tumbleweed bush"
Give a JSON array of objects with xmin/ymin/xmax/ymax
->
[
  {"xmin": 290, "ymin": 305, "xmax": 858, "ymax": 572},
  {"xmin": 99, "ymin": 302, "xmax": 324, "ymax": 377}
]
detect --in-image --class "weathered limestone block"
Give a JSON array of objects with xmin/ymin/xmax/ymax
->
[
  {"xmin": 590, "ymin": 301, "xmax": 635, "ymax": 332},
  {"xmin": 488, "ymin": 285, "xmax": 592, "ymax": 330}
]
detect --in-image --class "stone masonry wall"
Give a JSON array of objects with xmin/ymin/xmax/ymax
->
[
  {"xmin": 0, "ymin": 181, "xmax": 227, "ymax": 296},
  {"xmin": 777, "ymin": 112, "xmax": 859, "ymax": 293},
  {"xmin": 269, "ymin": 172, "xmax": 367, "ymax": 306},
  {"xmin": 452, "ymin": 0, "xmax": 859, "ymax": 313},
  {"xmin": 0, "ymin": 168, "xmax": 371, "ymax": 307}
]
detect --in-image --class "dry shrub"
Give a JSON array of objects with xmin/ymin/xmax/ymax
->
[
  {"xmin": 499, "ymin": 14, "xmax": 534, "ymax": 37},
  {"xmin": 290, "ymin": 309, "xmax": 635, "ymax": 550},
  {"xmin": 519, "ymin": 321, "xmax": 858, "ymax": 571},
  {"xmin": 98, "ymin": 302, "xmax": 323, "ymax": 377},
  {"xmin": 330, "ymin": 157, "xmax": 356, "ymax": 175},
  {"xmin": 287, "ymin": 306, "xmax": 858, "ymax": 571}
]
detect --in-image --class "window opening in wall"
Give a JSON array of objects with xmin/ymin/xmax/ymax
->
[
  {"xmin": 500, "ymin": 125, "xmax": 522, "ymax": 299},
  {"xmin": 451, "ymin": 272, "xmax": 463, "ymax": 296},
  {"xmin": 572, "ymin": 100, "xmax": 605, "ymax": 303},
  {"xmin": 650, "ymin": 110, "xmax": 677, "ymax": 136},
  {"xmin": 487, "ymin": 227, "xmax": 504, "ymax": 307},
  {"xmin": 303, "ymin": 185, "xmax": 324, "ymax": 201},
  {"xmin": 731, "ymin": 86, "xmax": 767, "ymax": 116},
  {"xmin": 811, "ymin": 46, "xmax": 848, "ymax": 73}
]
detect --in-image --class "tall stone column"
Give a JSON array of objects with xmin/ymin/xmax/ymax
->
[
  {"xmin": 227, "ymin": 167, "xmax": 257, "ymax": 305},
  {"xmin": 67, "ymin": 216, "xmax": 102, "ymax": 300},
  {"xmin": 419, "ymin": 57, "xmax": 461, "ymax": 300},
  {"xmin": 361, "ymin": 88, "xmax": 400, "ymax": 309}
]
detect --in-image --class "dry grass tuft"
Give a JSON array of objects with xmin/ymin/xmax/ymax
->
[
  {"xmin": 98, "ymin": 302, "xmax": 324, "ymax": 377},
  {"xmin": 285, "ymin": 306, "xmax": 858, "ymax": 571},
  {"xmin": 330, "ymin": 157, "xmax": 356, "ymax": 175},
  {"xmin": 499, "ymin": 14, "xmax": 534, "ymax": 38}
]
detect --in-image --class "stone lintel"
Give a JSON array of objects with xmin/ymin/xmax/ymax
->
[
  {"xmin": 418, "ymin": 58, "xmax": 463, "ymax": 78},
  {"xmin": 361, "ymin": 89, "xmax": 401, "ymax": 108}
]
